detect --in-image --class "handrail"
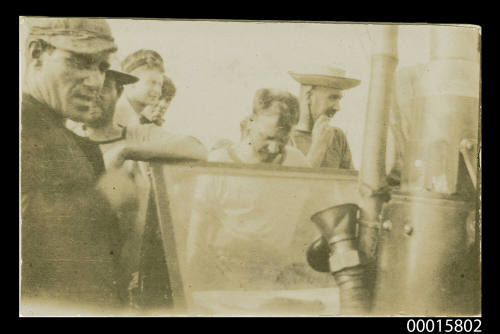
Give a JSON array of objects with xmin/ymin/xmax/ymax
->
[{"xmin": 142, "ymin": 158, "xmax": 359, "ymax": 181}]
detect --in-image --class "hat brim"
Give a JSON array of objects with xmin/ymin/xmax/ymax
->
[
  {"xmin": 106, "ymin": 70, "xmax": 139, "ymax": 85},
  {"xmin": 289, "ymin": 72, "xmax": 361, "ymax": 90},
  {"xmin": 41, "ymin": 35, "xmax": 118, "ymax": 54}
]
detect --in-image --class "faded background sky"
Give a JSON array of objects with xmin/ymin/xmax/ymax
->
[{"xmin": 21, "ymin": 19, "xmax": 436, "ymax": 168}]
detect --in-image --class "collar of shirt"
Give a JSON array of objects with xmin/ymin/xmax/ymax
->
[{"xmin": 65, "ymin": 119, "xmax": 89, "ymax": 137}]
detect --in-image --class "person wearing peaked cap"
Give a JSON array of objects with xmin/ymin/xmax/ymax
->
[
  {"xmin": 81, "ymin": 56, "xmax": 207, "ymax": 308},
  {"xmin": 113, "ymin": 49, "xmax": 166, "ymax": 128},
  {"xmin": 23, "ymin": 17, "xmax": 118, "ymax": 122},
  {"xmin": 21, "ymin": 17, "xmax": 141, "ymax": 312},
  {"xmin": 24, "ymin": 17, "xmax": 118, "ymax": 54},
  {"xmin": 66, "ymin": 55, "xmax": 140, "ymax": 136},
  {"xmin": 288, "ymin": 65, "xmax": 361, "ymax": 169}
]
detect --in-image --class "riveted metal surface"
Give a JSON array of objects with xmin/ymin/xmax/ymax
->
[{"xmin": 372, "ymin": 192, "xmax": 478, "ymax": 315}]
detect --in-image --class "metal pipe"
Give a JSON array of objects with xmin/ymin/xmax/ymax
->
[
  {"xmin": 358, "ymin": 25, "xmax": 398, "ymax": 262},
  {"xmin": 323, "ymin": 25, "xmax": 399, "ymax": 315},
  {"xmin": 371, "ymin": 25, "xmax": 481, "ymax": 315}
]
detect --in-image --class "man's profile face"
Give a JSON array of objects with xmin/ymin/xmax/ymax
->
[
  {"xmin": 247, "ymin": 113, "xmax": 291, "ymax": 163},
  {"xmin": 126, "ymin": 67, "xmax": 163, "ymax": 106},
  {"xmin": 86, "ymin": 75, "xmax": 122, "ymax": 128},
  {"xmin": 309, "ymin": 86, "xmax": 343, "ymax": 123},
  {"xmin": 36, "ymin": 46, "xmax": 111, "ymax": 122}
]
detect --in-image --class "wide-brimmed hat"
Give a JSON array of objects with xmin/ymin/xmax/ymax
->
[
  {"xmin": 289, "ymin": 65, "xmax": 361, "ymax": 90},
  {"xmin": 107, "ymin": 55, "xmax": 139, "ymax": 85},
  {"xmin": 25, "ymin": 17, "xmax": 117, "ymax": 54}
]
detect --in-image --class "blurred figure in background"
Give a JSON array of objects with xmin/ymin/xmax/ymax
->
[
  {"xmin": 288, "ymin": 66, "xmax": 360, "ymax": 169},
  {"xmin": 140, "ymin": 75, "xmax": 176, "ymax": 126},
  {"xmin": 187, "ymin": 88, "xmax": 310, "ymax": 290},
  {"xmin": 113, "ymin": 49, "xmax": 165, "ymax": 127},
  {"xmin": 83, "ymin": 57, "xmax": 207, "ymax": 308}
]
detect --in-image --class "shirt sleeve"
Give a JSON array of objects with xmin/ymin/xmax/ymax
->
[
  {"xmin": 339, "ymin": 134, "xmax": 355, "ymax": 169},
  {"xmin": 329, "ymin": 127, "xmax": 355, "ymax": 170},
  {"xmin": 284, "ymin": 146, "xmax": 312, "ymax": 168}
]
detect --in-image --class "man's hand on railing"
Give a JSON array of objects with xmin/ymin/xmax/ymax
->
[
  {"xmin": 106, "ymin": 137, "xmax": 209, "ymax": 164},
  {"xmin": 96, "ymin": 165, "xmax": 138, "ymax": 212}
]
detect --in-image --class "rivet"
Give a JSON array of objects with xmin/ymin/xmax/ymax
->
[
  {"xmin": 404, "ymin": 224, "xmax": 414, "ymax": 236},
  {"xmin": 382, "ymin": 220, "xmax": 392, "ymax": 231}
]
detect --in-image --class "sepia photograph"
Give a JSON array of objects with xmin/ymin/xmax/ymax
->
[{"xmin": 19, "ymin": 17, "xmax": 481, "ymax": 317}]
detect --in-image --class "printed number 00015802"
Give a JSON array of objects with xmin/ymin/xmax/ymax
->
[{"xmin": 406, "ymin": 319, "xmax": 481, "ymax": 333}]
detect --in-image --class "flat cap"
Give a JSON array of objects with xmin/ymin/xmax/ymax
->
[
  {"xmin": 121, "ymin": 49, "xmax": 165, "ymax": 74},
  {"xmin": 26, "ymin": 17, "xmax": 117, "ymax": 54}
]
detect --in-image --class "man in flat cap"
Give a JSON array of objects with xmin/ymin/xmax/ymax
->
[
  {"xmin": 21, "ymin": 17, "xmax": 139, "ymax": 311},
  {"xmin": 288, "ymin": 66, "xmax": 360, "ymax": 169},
  {"xmin": 113, "ymin": 49, "xmax": 166, "ymax": 127}
]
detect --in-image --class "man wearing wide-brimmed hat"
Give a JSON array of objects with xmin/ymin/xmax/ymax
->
[
  {"xmin": 288, "ymin": 66, "xmax": 361, "ymax": 169},
  {"xmin": 21, "ymin": 17, "xmax": 140, "ymax": 312}
]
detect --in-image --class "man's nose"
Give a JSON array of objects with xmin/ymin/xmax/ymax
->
[{"xmin": 331, "ymin": 100, "xmax": 341, "ymax": 110}]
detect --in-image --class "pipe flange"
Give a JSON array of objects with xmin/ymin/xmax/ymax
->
[{"xmin": 359, "ymin": 219, "xmax": 381, "ymax": 230}]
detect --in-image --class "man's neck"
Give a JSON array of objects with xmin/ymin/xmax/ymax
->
[
  {"xmin": 295, "ymin": 104, "xmax": 314, "ymax": 132},
  {"xmin": 23, "ymin": 76, "xmax": 54, "ymax": 113},
  {"xmin": 86, "ymin": 122, "xmax": 123, "ymax": 142}
]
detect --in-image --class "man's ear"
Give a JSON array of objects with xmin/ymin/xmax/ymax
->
[
  {"xmin": 116, "ymin": 84, "xmax": 124, "ymax": 98},
  {"xmin": 305, "ymin": 86, "xmax": 314, "ymax": 105}
]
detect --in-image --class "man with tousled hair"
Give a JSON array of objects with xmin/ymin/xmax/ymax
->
[{"xmin": 187, "ymin": 88, "xmax": 311, "ymax": 291}]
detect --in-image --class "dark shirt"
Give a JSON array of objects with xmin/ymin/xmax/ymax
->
[
  {"xmin": 21, "ymin": 94, "xmax": 123, "ymax": 308},
  {"xmin": 72, "ymin": 132, "xmax": 107, "ymax": 177}
]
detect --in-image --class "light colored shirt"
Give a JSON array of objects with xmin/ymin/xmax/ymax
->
[
  {"xmin": 99, "ymin": 124, "xmax": 184, "ymax": 222},
  {"xmin": 99, "ymin": 124, "xmax": 187, "ymax": 279},
  {"xmin": 65, "ymin": 119, "xmax": 88, "ymax": 137},
  {"xmin": 290, "ymin": 127, "xmax": 355, "ymax": 169},
  {"xmin": 189, "ymin": 145, "xmax": 311, "ymax": 267},
  {"xmin": 113, "ymin": 94, "xmax": 141, "ymax": 128}
]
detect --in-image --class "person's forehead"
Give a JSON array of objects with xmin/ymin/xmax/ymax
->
[
  {"xmin": 130, "ymin": 67, "xmax": 163, "ymax": 79},
  {"xmin": 255, "ymin": 113, "xmax": 279, "ymax": 124},
  {"xmin": 59, "ymin": 49, "xmax": 113, "ymax": 62},
  {"xmin": 314, "ymin": 86, "xmax": 343, "ymax": 96},
  {"xmin": 254, "ymin": 114, "xmax": 288, "ymax": 133}
]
